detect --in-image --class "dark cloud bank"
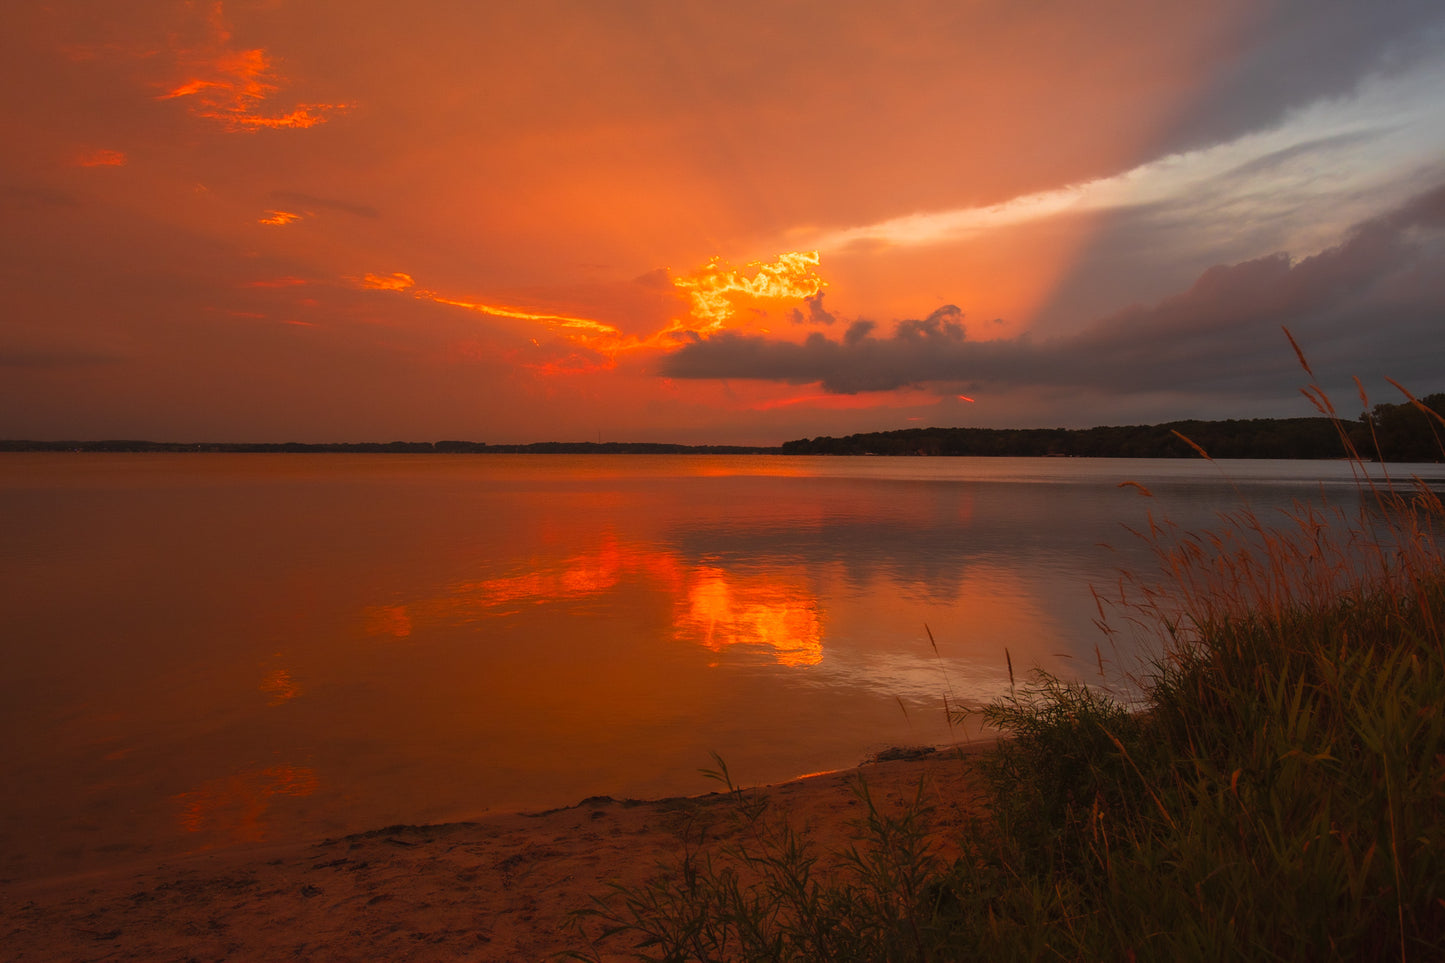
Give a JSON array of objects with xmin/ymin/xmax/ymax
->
[
  {"xmin": 661, "ymin": 185, "xmax": 1445, "ymax": 410},
  {"xmin": 1160, "ymin": 0, "xmax": 1445, "ymax": 159}
]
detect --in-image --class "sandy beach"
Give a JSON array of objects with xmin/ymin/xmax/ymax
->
[{"xmin": 1, "ymin": 746, "xmax": 993, "ymax": 962}]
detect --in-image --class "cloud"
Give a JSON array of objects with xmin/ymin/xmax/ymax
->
[
  {"xmin": 359, "ymin": 272, "xmax": 415, "ymax": 292},
  {"xmin": 1156, "ymin": 0, "xmax": 1445, "ymax": 158},
  {"xmin": 789, "ymin": 292, "xmax": 835, "ymax": 326},
  {"xmin": 354, "ymin": 272, "xmax": 623, "ymax": 346},
  {"xmin": 75, "ymin": 149, "xmax": 127, "ymax": 167},
  {"xmin": 156, "ymin": 4, "xmax": 349, "ymax": 132},
  {"xmin": 257, "ymin": 210, "xmax": 301, "ymax": 226},
  {"xmin": 664, "ymin": 305, "xmax": 966, "ymax": 394},
  {"xmin": 672, "ymin": 252, "xmax": 824, "ymax": 326},
  {"xmin": 269, "ymin": 191, "xmax": 380, "ymax": 219},
  {"xmin": 662, "ymin": 184, "xmax": 1445, "ymax": 404}
]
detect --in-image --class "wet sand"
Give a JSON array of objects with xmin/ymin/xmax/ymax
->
[{"xmin": 1, "ymin": 745, "xmax": 993, "ymax": 962}]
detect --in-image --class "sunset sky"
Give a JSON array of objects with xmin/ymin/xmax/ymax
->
[{"xmin": 3, "ymin": 0, "xmax": 1443, "ymax": 444}]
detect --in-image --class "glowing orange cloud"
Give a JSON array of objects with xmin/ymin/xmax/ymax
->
[
  {"xmin": 158, "ymin": 5, "xmax": 349, "ymax": 132},
  {"xmin": 75, "ymin": 149, "xmax": 126, "ymax": 167},
  {"xmin": 957, "ymin": 394, "xmax": 975, "ymax": 403},
  {"xmin": 360, "ymin": 272, "xmax": 416, "ymax": 291},
  {"xmin": 258, "ymin": 209, "xmax": 301, "ymax": 225},
  {"xmin": 357, "ymin": 271, "xmax": 624, "ymax": 355},
  {"xmin": 246, "ymin": 277, "xmax": 309, "ymax": 288},
  {"xmin": 672, "ymin": 251, "xmax": 825, "ymax": 327},
  {"xmin": 522, "ymin": 353, "xmax": 618, "ymax": 377},
  {"xmin": 747, "ymin": 387, "xmax": 941, "ymax": 412},
  {"xmin": 354, "ymin": 252, "xmax": 832, "ymax": 377},
  {"xmin": 425, "ymin": 293, "xmax": 621, "ymax": 336}
]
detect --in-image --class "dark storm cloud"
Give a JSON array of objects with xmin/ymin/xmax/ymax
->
[
  {"xmin": 667, "ymin": 306, "xmax": 967, "ymax": 394},
  {"xmin": 1158, "ymin": 0, "xmax": 1445, "ymax": 157},
  {"xmin": 268, "ymin": 191, "xmax": 380, "ymax": 219},
  {"xmin": 789, "ymin": 291, "xmax": 837, "ymax": 326},
  {"xmin": 662, "ymin": 184, "xmax": 1445, "ymax": 400}
]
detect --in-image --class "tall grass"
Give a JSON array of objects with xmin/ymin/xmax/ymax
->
[
  {"xmin": 569, "ymin": 756, "xmax": 963, "ymax": 961},
  {"xmin": 571, "ymin": 350, "xmax": 1445, "ymax": 961}
]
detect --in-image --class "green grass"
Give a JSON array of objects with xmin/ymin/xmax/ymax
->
[{"xmin": 568, "ymin": 356, "xmax": 1445, "ymax": 962}]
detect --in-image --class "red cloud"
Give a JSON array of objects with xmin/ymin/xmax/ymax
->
[
  {"xmin": 157, "ymin": 4, "xmax": 349, "ymax": 132},
  {"xmin": 75, "ymin": 149, "xmax": 127, "ymax": 167}
]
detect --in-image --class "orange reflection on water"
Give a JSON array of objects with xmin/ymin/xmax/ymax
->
[
  {"xmin": 174, "ymin": 765, "xmax": 318, "ymax": 844},
  {"xmin": 406, "ymin": 538, "xmax": 683, "ymax": 620},
  {"xmin": 360, "ymin": 537, "xmax": 825, "ymax": 667},
  {"xmin": 679, "ymin": 569, "xmax": 823, "ymax": 667},
  {"xmin": 259, "ymin": 668, "xmax": 299, "ymax": 705},
  {"xmin": 464, "ymin": 541, "xmax": 626, "ymax": 605},
  {"xmin": 363, "ymin": 603, "xmax": 413, "ymax": 638}
]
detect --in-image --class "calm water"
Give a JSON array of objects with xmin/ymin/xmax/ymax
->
[{"xmin": 0, "ymin": 453, "xmax": 1411, "ymax": 882}]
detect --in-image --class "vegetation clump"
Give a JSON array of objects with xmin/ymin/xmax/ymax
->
[{"xmin": 572, "ymin": 363, "xmax": 1445, "ymax": 962}]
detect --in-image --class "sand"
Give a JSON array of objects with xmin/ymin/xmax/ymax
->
[{"xmin": 0, "ymin": 746, "xmax": 993, "ymax": 962}]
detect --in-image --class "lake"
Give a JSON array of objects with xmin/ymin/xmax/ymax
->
[{"xmin": 0, "ymin": 453, "xmax": 1414, "ymax": 882}]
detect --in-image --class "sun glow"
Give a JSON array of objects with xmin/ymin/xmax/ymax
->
[
  {"xmin": 353, "ymin": 251, "xmax": 835, "ymax": 375},
  {"xmin": 672, "ymin": 251, "xmax": 825, "ymax": 327}
]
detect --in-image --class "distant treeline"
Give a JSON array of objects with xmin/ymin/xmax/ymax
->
[
  {"xmin": 781, "ymin": 394, "xmax": 1445, "ymax": 461},
  {"xmin": 6, "ymin": 395, "xmax": 1441, "ymax": 460},
  {"xmin": 0, "ymin": 440, "xmax": 782, "ymax": 455}
]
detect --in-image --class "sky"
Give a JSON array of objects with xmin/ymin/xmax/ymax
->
[{"xmin": 3, "ymin": 0, "xmax": 1443, "ymax": 445}]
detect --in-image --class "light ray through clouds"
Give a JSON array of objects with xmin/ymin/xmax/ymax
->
[
  {"xmin": 3, "ymin": 0, "xmax": 1444, "ymax": 442},
  {"xmin": 806, "ymin": 58, "xmax": 1445, "ymax": 260}
]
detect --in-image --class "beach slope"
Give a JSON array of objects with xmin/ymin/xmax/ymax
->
[{"xmin": 2, "ymin": 749, "xmax": 989, "ymax": 962}]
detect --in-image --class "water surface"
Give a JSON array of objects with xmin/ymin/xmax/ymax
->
[{"xmin": 0, "ymin": 453, "xmax": 1407, "ymax": 882}]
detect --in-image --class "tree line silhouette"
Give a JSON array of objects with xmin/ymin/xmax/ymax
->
[
  {"xmin": 5, "ymin": 394, "xmax": 1440, "ymax": 460},
  {"xmin": 780, "ymin": 394, "xmax": 1445, "ymax": 461}
]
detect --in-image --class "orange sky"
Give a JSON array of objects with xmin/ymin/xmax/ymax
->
[{"xmin": 2, "ymin": 1, "xmax": 1443, "ymax": 443}]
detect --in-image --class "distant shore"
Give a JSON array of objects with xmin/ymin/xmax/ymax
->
[
  {"xmin": 0, "ymin": 440, "xmax": 784, "ymax": 455},
  {"xmin": 5, "ymin": 395, "xmax": 1442, "ymax": 460}
]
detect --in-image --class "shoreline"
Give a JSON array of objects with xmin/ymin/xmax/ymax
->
[{"xmin": 1, "ymin": 742, "xmax": 997, "ymax": 962}]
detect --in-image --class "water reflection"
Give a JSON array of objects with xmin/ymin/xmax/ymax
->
[
  {"xmin": 174, "ymin": 765, "xmax": 318, "ymax": 845},
  {"xmin": 0, "ymin": 452, "xmax": 1401, "ymax": 883},
  {"xmin": 362, "ymin": 539, "xmax": 827, "ymax": 667},
  {"xmin": 363, "ymin": 603, "xmax": 413, "ymax": 638},
  {"xmin": 260, "ymin": 668, "xmax": 300, "ymax": 705},
  {"xmin": 679, "ymin": 569, "xmax": 823, "ymax": 667}
]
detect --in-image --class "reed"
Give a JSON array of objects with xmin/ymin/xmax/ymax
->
[{"xmin": 570, "ymin": 346, "xmax": 1445, "ymax": 961}]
